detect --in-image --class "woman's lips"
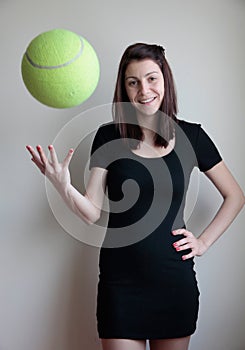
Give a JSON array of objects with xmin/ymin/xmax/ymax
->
[{"xmin": 139, "ymin": 97, "xmax": 156, "ymax": 104}]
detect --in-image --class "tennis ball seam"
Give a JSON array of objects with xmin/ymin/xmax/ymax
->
[{"xmin": 25, "ymin": 37, "xmax": 85, "ymax": 69}]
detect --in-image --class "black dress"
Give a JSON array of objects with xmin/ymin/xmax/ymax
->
[{"xmin": 89, "ymin": 119, "xmax": 222, "ymax": 340}]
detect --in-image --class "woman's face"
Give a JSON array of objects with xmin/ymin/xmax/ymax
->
[{"xmin": 125, "ymin": 59, "xmax": 164, "ymax": 116}]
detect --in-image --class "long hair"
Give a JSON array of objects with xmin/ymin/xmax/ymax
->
[{"xmin": 112, "ymin": 43, "xmax": 178, "ymax": 148}]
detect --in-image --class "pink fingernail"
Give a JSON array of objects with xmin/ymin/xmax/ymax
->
[{"xmin": 182, "ymin": 256, "xmax": 186, "ymax": 260}]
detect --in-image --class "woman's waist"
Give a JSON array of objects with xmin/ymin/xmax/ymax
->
[{"xmin": 99, "ymin": 250, "xmax": 195, "ymax": 284}]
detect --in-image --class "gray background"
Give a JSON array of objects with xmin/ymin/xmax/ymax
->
[{"xmin": 0, "ymin": 0, "xmax": 244, "ymax": 349}]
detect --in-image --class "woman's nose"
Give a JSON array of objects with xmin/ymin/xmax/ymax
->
[{"xmin": 139, "ymin": 81, "xmax": 149, "ymax": 95}]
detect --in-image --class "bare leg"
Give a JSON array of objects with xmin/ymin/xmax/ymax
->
[
  {"xmin": 101, "ymin": 338, "xmax": 146, "ymax": 350},
  {"xmin": 149, "ymin": 336, "xmax": 190, "ymax": 350}
]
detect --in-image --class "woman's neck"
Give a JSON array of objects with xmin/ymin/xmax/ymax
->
[{"xmin": 136, "ymin": 112, "xmax": 158, "ymax": 145}]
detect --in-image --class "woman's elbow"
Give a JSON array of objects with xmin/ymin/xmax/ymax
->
[
  {"xmin": 239, "ymin": 192, "xmax": 245, "ymax": 210},
  {"xmin": 83, "ymin": 209, "xmax": 101, "ymax": 225},
  {"xmin": 231, "ymin": 188, "xmax": 245, "ymax": 212}
]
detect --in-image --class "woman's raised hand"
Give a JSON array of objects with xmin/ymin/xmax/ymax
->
[{"xmin": 26, "ymin": 145, "xmax": 74, "ymax": 190}]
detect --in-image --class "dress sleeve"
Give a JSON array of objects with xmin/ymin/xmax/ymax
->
[
  {"xmin": 195, "ymin": 125, "xmax": 222, "ymax": 172},
  {"xmin": 89, "ymin": 126, "xmax": 110, "ymax": 170}
]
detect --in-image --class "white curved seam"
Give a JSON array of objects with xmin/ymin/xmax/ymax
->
[{"xmin": 25, "ymin": 37, "xmax": 84, "ymax": 69}]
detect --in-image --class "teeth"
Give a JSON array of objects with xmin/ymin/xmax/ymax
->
[{"xmin": 140, "ymin": 97, "xmax": 155, "ymax": 104}]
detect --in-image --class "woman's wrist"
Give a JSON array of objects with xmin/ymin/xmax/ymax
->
[{"xmin": 196, "ymin": 236, "xmax": 210, "ymax": 256}]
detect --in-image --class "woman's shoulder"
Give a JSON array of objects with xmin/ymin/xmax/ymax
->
[
  {"xmin": 177, "ymin": 118, "xmax": 222, "ymax": 171},
  {"xmin": 177, "ymin": 118, "xmax": 201, "ymax": 145},
  {"xmin": 95, "ymin": 121, "xmax": 121, "ymax": 142},
  {"xmin": 94, "ymin": 121, "xmax": 120, "ymax": 144},
  {"xmin": 177, "ymin": 118, "xmax": 201, "ymax": 131}
]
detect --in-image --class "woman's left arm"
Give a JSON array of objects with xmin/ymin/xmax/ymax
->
[{"xmin": 172, "ymin": 160, "xmax": 245, "ymax": 260}]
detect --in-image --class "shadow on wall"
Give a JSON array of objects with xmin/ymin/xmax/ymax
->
[{"xmin": 48, "ymin": 241, "xmax": 101, "ymax": 350}]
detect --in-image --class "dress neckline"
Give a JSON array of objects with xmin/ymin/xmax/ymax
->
[{"xmin": 129, "ymin": 133, "xmax": 177, "ymax": 160}]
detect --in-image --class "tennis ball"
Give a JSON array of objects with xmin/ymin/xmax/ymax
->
[{"xmin": 21, "ymin": 29, "xmax": 100, "ymax": 108}]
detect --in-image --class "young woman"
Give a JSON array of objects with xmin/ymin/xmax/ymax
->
[{"xmin": 26, "ymin": 43, "xmax": 244, "ymax": 350}]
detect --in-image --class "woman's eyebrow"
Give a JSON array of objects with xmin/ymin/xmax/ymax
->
[{"xmin": 125, "ymin": 71, "xmax": 159, "ymax": 80}]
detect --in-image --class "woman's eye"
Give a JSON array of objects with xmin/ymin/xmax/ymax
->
[
  {"xmin": 129, "ymin": 80, "xmax": 137, "ymax": 87},
  {"xmin": 149, "ymin": 76, "xmax": 157, "ymax": 82}
]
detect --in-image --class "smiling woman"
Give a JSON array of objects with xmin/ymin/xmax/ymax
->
[{"xmin": 89, "ymin": 43, "xmax": 244, "ymax": 350}]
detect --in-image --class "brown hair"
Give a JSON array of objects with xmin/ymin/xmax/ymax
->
[{"xmin": 112, "ymin": 43, "xmax": 178, "ymax": 148}]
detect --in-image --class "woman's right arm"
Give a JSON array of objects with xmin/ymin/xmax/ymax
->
[{"xmin": 26, "ymin": 144, "xmax": 107, "ymax": 225}]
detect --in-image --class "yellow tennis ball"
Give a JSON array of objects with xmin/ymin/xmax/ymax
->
[{"xmin": 21, "ymin": 29, "xmax": 100, "ymax": 108}]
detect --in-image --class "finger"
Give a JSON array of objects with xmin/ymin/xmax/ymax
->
[
  {"xmin": 31, "ymin": 157, "xmax": 45, "ymax": 174},
  {"xmin": 36, "ymin": 145, "xmax": 48, "ymax": 165},
  {"xmin": 175, "ymin": 243, "xmax": 193, "ymax": 252},
  {"xmin": 182, "ymin": 251, "xmax": 195, "ymax": 261},
  {"xmin": 26, "ymin": 145, "xmax": 39, "ymax": 160},
  {"xmin": 26, "ymin": 145, "xmax": 44, "ymax": 167},
  {"xmin": 48, "ymin": 145, "xmax": 59, "ymax": 165},
  {"xmin": 172, "ymin": 229, "xmax": 192, "ymax": 237},
  {"xmin": 173, "ymin": 237, "xmax": 188, "ymax": 248},
  {"xmin": 172, "ymin": 228, "xmax": 186, "ymax": 235},
  {"xmin": 63, "ymin": 148, "xmax": 74, "ymax": 168}
]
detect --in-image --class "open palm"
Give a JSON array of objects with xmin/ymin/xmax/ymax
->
[{"xmin": 26, "ymin": 144, "xmax": 74, "ymax": 190}]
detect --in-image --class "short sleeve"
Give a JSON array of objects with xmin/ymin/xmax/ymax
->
[
  {"xmin": 195, "ymin": 125, "xmax": 222, "ymax": 172},
  {"xmin": 89, "ymin": 123, "xmax": 118, "ymax": 170},
  {"xmin": 89, "ymin": 126, "xmax": 110, "ymax": 170}
]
